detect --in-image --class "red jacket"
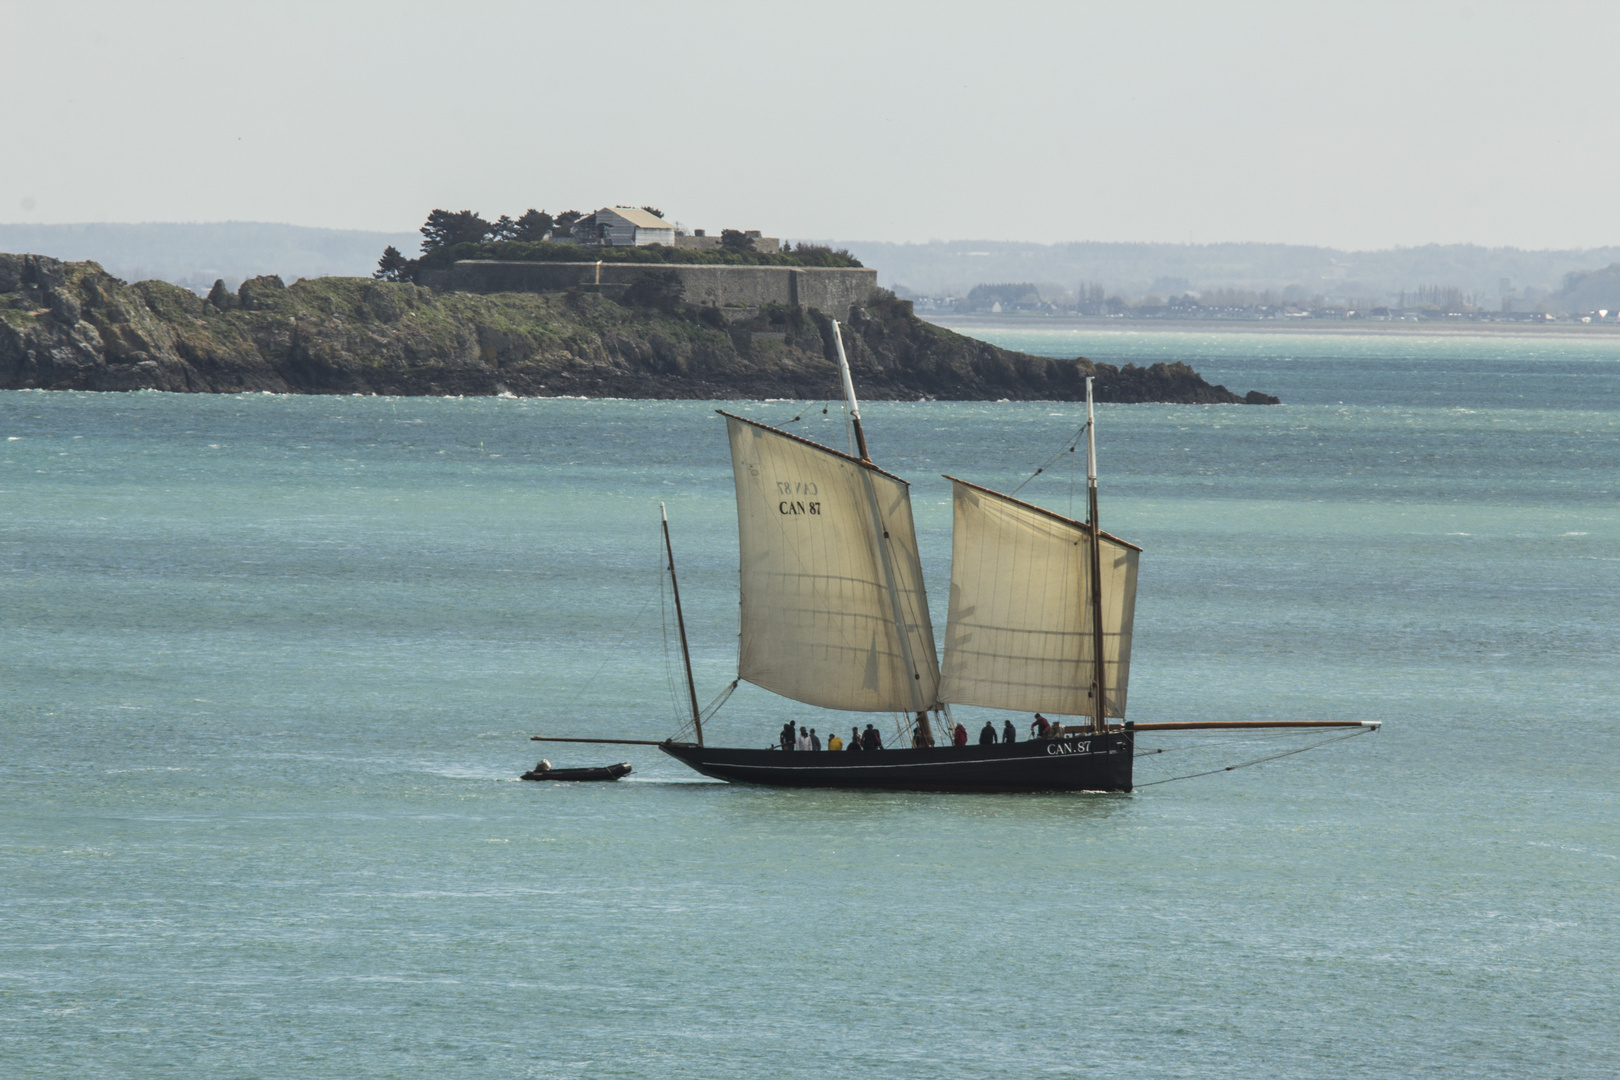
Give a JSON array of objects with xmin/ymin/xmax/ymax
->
[{"xmin": 952, "ymin": 724, "xmax": 969, "ymax": 747}]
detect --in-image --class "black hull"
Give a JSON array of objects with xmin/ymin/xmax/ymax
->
[
  {"xmin": 521, "ymin": 762, "xmax": 632, "ymax": 782},
  {"xmin": 660, "ymin": 732, "xmax": 1133, "ymax": 793}
]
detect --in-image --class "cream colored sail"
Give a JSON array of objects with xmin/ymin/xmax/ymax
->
[
  {"xmin": 725, "ymin": 413, "xmax": 939, "ymax": 713},
  {"xmin": 939, "ymin": 479, "xmax": 1139, "ymax": 717}
]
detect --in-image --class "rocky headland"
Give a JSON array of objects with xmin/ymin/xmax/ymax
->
[{"xmin": 0, "ymin": 254, "xmax": 1279, "ymax": 403}]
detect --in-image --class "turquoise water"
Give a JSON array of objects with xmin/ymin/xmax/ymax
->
[
  {"xmin": 3, "ymin": 329, "xmax": 1618, "ymax": 1078},
  {"xmin": 937, "ymin": 321, "xmax": 1620, "ymax": 411}
]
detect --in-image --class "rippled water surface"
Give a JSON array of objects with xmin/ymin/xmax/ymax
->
[{"xmin": 3, "ymin": 330, "xmax": 1617, "ymax": 1078}]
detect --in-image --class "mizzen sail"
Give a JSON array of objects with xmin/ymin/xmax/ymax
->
[
  {"xmin": 723, "ymin": 412, "xmax": 939, "ymax": 713},
  {"xmin": 938, "ymin": 478, "xmax": 1140, "ymax": 718}
]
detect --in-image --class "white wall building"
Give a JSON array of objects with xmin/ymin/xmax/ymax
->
[{"xmin": 593, "ymin": 207, "xmax": 675, "ymax": 247}]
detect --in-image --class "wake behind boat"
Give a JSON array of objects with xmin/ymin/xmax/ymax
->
[{"xmin": 533, "ymin": 321, "xmax": 1377, "ymax": 792}]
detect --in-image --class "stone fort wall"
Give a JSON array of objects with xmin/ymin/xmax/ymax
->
[{"xmin": 427, "ymin": 260, "xmax": 878, "ymax": 318}]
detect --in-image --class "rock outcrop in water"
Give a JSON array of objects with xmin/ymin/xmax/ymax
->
[{"xmin": 0, "ymin": 254, "xmax": 1279, "ymax": 403}]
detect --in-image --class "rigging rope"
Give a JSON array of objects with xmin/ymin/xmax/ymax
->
[
  {"xmin": 774, "ymin": 387, "xmax": 839, "ymax": 428},
  {"xmin": 1010, "ymin": 421, "xmax": 1089, "ymax": 496},
  {"xmin": 1134, "ymin": 728, "xmax": 1332, "ymax": 757},
  {"xmin": 700, "ymin": 680, "xmax": 739, "ymax": 722},
  {"xmin": 671, "ymin": 679, "xmax": 739, "ymax": 744},
  {"xmin": 1134, "ymin": 727, "xmax": 1375, "ymax": 787}
]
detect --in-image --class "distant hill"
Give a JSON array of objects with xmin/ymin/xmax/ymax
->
[
  {"xmin": 0, "ymin": 222, "xmax": 417, "ymax": 293},
  {"xmin": 1554, "ymin": 263, "xmax": 1620, "ymax": 313},
  {"xmin": 823, "ymin": 239, "xmax": 1620, "ymax": 309},
  {"xmin": 6, "ymin": 223, "xmax": 1620, "ymax": 313}
]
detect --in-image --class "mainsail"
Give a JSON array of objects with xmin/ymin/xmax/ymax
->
[
  {"xmin": 723, "ymin": 412, "xmax": 940, "ymax": 713},
  {"xmin": 938, "ymin": 478, "xmax": 1140, "ymax": 718}
]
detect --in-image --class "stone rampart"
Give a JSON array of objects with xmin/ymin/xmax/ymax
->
[{"xmin": 437, "ymin": 261, "xmax": 877, "ymax": 318}]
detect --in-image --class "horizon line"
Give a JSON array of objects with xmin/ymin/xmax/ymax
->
[{"xmin": 3, "ymin": 221, "xmax": 1620, "ymax": 257}]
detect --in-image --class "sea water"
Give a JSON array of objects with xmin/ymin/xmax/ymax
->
[{"xmin": 2, "ymin": 329, "xmax": 1616, "ymax": 1078}]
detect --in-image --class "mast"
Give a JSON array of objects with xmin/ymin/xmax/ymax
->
[
  {"xmin": 831, "ymin": 319, "xmax": 872, "ymax": 462},
  {"xmin": 1085, "ymin": 377, "xmax": 1107, "ymax": 735},
  {"xmin": 833, "ymin": 320, "xmax": 929, "ymax": 715},
  {"xmin": 661, "ymin": 502, "xmax": 704, "ymax": 746}
]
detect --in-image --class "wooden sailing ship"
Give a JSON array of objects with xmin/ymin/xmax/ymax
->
[{"xmin": 535, "ymin": 322, "xmax": 1375, "ymax": 792}]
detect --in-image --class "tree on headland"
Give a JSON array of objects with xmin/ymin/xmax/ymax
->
[
  {"xmin": 396, "ymin": 203, "xmax": 862, "ymax": 268},
  {"xmin": 788, "ymin": 243, "xmax": 861, "ymax": 268},
  {"xmin": 419, "ymin": 209, "xmax": 494, "ymax": 252},
  {"xmin": 374, "ymin": 245, "xmax": 414, "ymax": 282},
  {"xmin": 512, "ymin": 209, "xmax": 554, "ymax": 241}
]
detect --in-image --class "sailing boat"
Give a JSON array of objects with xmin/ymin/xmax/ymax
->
[
  {"xmin": 663, "ymin": 321, "xmax": 1139, "ymax": 791},
  {"xmin": 536, "ymin": 321, "xmax": 1375, "ymax": 792}
]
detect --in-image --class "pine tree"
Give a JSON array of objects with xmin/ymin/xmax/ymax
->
[
  {"xmin": 419, "ymin": 209, "xmax": 493, "ymax": 252},
  {"xmin": 512, "ymin": 209, "xmax": 554, "ymax": 241},
  {"xmin": 374, "ymin": 245, "xmax": 412, "ymax": 282}
]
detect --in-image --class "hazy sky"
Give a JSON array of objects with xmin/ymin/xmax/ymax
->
[{"xmin": 4, "ymin": 0, "xmax": 1618, "ymax": 249}]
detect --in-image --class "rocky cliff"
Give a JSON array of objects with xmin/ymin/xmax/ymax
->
[{"xmin": 0, "ymin": 254, "xmax": 1278, "ymax": 403}]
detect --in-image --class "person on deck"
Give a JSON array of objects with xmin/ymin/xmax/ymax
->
[
  {"xmin": 913, "ymin": 711, "xmax": 935, "ymax": 748},
  {"xmin": 827, "ymin": 731, "xmax": 843, "ymax": 752},
  {"xmin": 796, "ymin": 726, "xmax": 811, "ymax": 752},
  {"xmin": 809, "ymin": 728, "xmax": 821, "ymax": 751},
  {"xmin": 780, "ymin": 721, "xmax": 796, "ymax": 751},
  {"xmin": 979, "ymin": 721, "xmax": 997, "ymax": 745},
  {"xmin": 1031, "ymin": 713, "xmax": 1051, "ymax": 740},
  {"xmin": 849, "ymin": 726, "xmax": 862, "ymax": 750},
  {"xmin": 862, "ymin": 724, "xmax": 883, "ymax": 751},
  {"xmin": 1002, "ymin": 719, "xmax": 1017, "ymax": 744},
  {"xmin": 952, "ymin": 722, "xmax": 969, "ymax": 747}
]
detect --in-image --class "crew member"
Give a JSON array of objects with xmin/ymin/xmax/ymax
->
[
  {"xmin": 979, "ymin": 721, "xmax": 997, "ymax": 745},
  {"xmin": 1002, "ymin": 719, "xmax": 1017, "ymax": 744},
  {"xmin": 952, "ymin": 722, "xmax": 969, "ymax": 747},
  {"xmin": 1031, "ymin": 713, "xmax": 1051, "ymax": 739},
  {"xmin": 913, "ymin": 711, "xmax": 935, "ymax": 748}
]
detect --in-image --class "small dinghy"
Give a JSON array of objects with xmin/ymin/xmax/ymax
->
[{"xmin": 520, "ymin": 759, "xmax": 632, "ymax": 782}]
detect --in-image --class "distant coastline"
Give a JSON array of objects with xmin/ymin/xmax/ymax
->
[{"xmin": 925, "ymin": 313, "xmax": 1620, "ymax": 339}]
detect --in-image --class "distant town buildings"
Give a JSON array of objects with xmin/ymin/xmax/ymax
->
[{"xmin": 891, "ymin": 277, "xmax": 1616, "ymax": 324}]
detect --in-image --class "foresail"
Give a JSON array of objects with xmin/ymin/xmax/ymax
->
[
  {"xmin": 725, "ymin": 414, "xmax": 940, "ymax": 713},
  {"xmin": 938, "ymin": 479, "xmax": 1139, "ymax": 718}
]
